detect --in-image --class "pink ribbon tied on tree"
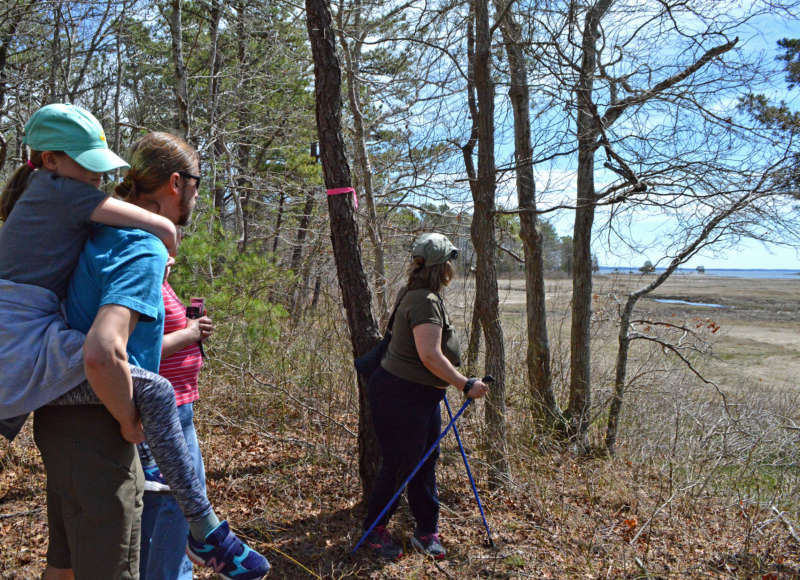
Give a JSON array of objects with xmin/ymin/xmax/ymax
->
[{"xmin": 326, "ymin": 186, "xmax": 358, "ymax": 209}]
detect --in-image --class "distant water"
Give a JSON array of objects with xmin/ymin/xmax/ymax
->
[
  {"xmin": 598, "ymin": 267, "xmax": 800, "ymax": 280},
  {"xmin": 653, "ymin": 298, "xmax": 728, "ymax": 308}
]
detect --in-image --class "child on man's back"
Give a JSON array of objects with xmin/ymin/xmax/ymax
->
[{"xmin": 0, "ymin": 104, "xmax": 270, "ymax": 579}]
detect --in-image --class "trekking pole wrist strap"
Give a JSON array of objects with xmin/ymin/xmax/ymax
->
[{"xmin": 463, "ymin": 377, "xmax": 477, "ymax": 395}]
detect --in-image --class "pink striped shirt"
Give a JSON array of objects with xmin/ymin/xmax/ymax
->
[{"xmin": 160, "ymin": 281, "xmax": 203, "ymax": 406}]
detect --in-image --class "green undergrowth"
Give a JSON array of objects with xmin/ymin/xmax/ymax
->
[{"xmin": 170, "ymin": 217, "xmax": 289, "ymax": 362}]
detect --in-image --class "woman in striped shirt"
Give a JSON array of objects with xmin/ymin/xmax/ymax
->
[{"xmin": 139, "ymin": 261, "xmax": 214, "ymax": 579}]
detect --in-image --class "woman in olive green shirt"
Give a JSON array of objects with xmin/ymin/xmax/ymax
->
[{"xmin": 362, "ymin": 233, "xmax": 489, "ymax": 561}]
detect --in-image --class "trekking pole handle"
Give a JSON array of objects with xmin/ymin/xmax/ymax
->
[{"xmin": 464, "ymin": 375, "xmax": 494, "ymax": 396}]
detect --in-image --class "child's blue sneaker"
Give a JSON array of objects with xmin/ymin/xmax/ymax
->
[
  {"xmin": 143, "ymin": 465, "xmax": 170, "ymax": 494},
  {"xmin": 186, "ymin": 520, "xmax": 270, "ymax": 579}
]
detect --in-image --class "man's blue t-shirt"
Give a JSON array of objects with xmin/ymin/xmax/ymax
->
[{"xmin": 66, "ymin": 226, "xmax": 167, "ymax": 373}]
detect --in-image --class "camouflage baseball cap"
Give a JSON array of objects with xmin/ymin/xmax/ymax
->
[{"xmin": 412, "ymin": 233, "xmax": 458, "ymax": 266}]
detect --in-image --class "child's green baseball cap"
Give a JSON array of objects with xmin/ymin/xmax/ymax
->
[{"xmin": 22, "ymin": 103, "xmax": 129, "ymax": 172}]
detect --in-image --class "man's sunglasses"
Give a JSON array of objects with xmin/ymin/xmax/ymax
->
[{"xmin": 179, "ymin": 171, "xmax": 201, "ymax": 189}]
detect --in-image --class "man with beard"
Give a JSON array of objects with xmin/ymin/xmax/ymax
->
[{"xmin": 35, "ymin": 132, "xmax": 269, "ymax": 579}]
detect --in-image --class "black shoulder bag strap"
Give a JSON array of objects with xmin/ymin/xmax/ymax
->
[
  {"xmin": 384, "ymin": 288, "xmax": 408, "ymax": 337},
  {"xmin": 433, "ymin": 291, "xmax": 448, "ymax": 326},
  {"xmin": 354, "ymin": 289, "xmax": 408, "ymax": 379}
]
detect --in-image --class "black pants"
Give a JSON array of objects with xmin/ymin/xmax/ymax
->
[{"xmin": 364, "ymin": 366, "xmax": 445, "ymax": 535}]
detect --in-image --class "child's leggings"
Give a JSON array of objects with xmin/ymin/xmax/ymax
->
[{"xmin": 49, "ymin": 365, "xmax": 212, "ymax": 522}]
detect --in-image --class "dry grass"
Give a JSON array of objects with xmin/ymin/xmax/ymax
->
[{"xmin": 2, "ymin": 274, "xmax": 800, "ymax": 578}]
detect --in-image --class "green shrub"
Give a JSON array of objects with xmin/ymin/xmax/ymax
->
[{"xmin": 169, "ymin": 214, "xmax": 288, "ymax": 364}]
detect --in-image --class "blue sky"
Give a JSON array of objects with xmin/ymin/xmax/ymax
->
[
  {"xmin": 556, "ymin": 9, "xmax": 800, "ymax": 271},
  {"xmin": 418, "ymin": 3, "xmax": 799, "ymax": 271},
  {"xmin": 637, "ymin": 12, "xmax": 799, "ymax": 270},
  {"xmin": 598, "ymin": 230, "xmax": 800, "ymax": 270},
  {"xmin": 541, "ymin": 204, "xmax": 800, "ymax": 270}
]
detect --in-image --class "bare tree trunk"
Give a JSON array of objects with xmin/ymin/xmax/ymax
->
[
  {"xmin": 231, "ymin": 179, "xmax": 245, "ymax": 245},
  {"xmin": 606, "ymin": 192, "xmax": 753, "ymax": 453},
  {"xmin": 462, "ymin": 2, "xmax": 481, "ymax": 378},
  {"xmin": 338, "ymin": 0, "xmax": 387, "ymax": 318},
  {"xmin": 167, "ymin": 0, "xmax": 190, "ymax": 138},
  {"xmin": 207, "ymin": 0, "xmax": 221, "ymax": 129},
  {"xmin": 113, "ymin": 3, "xmax": 126, "ymax": 182},
  {"xmin": 472, "ymin": 0, "xmax": 509, "ymax": 487},
  {"xmin": 310, "ymin": 274, "xmax": 321, "ymax": 311},
  {"xmin": 466, "ymin": 306, "xmax": 481, "ymax": 375},
  {"xmin": 59, "ymin": 3, "xmax": 73, "ymax": 102},
  {"xmin": 306, "ymin": 0, "xmax": 380, "ymax": 499},
  {"xmin": 232, "ymin": 4, "xmax": 254, "ymax": 237},
  {"xmin": 290, "ymin": 189, "xmax": 317, "ymax": 315},
  {"xmin": 495, "ymin": 0, "xmax": 562, "ymax": 432},
  {"xmin": 239, "ymin": 188, "xmax": 251, "ymax": 252},
  {"xmin": 272, "ymin": 190, "xmax": 286, "ymax": 255},
  {"xmin": 207, "ymin": 0, "xmax": 226, "ymax": 216},
  {"xmin": 606, "ymin": 297, "xmax": 633, "ymax": 455},
  {"xmin": 48, "ymin": 2, "xmax": 63, "ymax": 103},
  {"xmin": 567, "ymin": 0, "xmax": 611, "ymax": 449},
  {"xmin": 212, "ymin": 140, "xmax": 227, "ymax": 214},
  {"xmin": 291, "ymin": 190, "xmax": 316, "ymax": 273},
  {"xmin": 0, "ymin": 4, "xmax": 26, "ymax": 120}
]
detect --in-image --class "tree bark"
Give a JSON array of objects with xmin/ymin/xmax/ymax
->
[
  {"xmin": 466, "ymin": 305, "xmax": 481, "ymax": 375},
  {"xmin": 167, "ymin": 0, "xmax": 190, "ymax": 138},
  {"xmin": 291, "ymin": 189, "xmax": 316, "ymax": 273},
  {"xmin": 338, "ymin": 0, "xmax": 388, "ymax": 318},
  {"xmin": 0, "ymin": 3, "xmax": 26, "ymax": 120},
  {"xmin": 47, "ymin": 2, "xmax": 63, "ymax": 103},
  {"xmin": 462, "ymin": 2, "xmax": 481, "ymax": 378},
  {"xmin": 207, "ymin": 0, "xmax": 226, "ymax": 216},
  {"xmin": 113, "ymin": 3, "xmax": 126, "ymax": 182},
  {"xmin": 272, "ymin": 190, "xmax": 286, "ymax": 256},
  {"xmin": 472, "ymin": 0, "xmax": 509, "ymax": 487},
  {"xmin": 567, "ymin": 0, "xmax": 612, "ymax": 449},
  {"xmin": 306, "ymin": 0, "xmax": 380, "ymax": 499},
  {"xmin": 495, "ymin": 0, "xmax": 562, "ymax": 432},
  {"xmin": 290, "ymin": 188, "xmax": 317, "ymax": 315}
]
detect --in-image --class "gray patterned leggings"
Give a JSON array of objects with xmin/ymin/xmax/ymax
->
[{"xmin": 50, "ymin": 365, "xmax": 211, "ymax": 522}]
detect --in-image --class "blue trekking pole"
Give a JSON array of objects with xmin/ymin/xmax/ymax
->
[
  {"xmin": 352, "ymin": 395, "xmax": 474, "ymax": 553},
  {"xmin": 443, "ymin": 393, "xmax": 494, "ymax": 548}
]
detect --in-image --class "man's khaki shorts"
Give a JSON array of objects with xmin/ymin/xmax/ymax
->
[{"xmin": 34, "ymin": 405, "xmax": 143, "ymax": 579}]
